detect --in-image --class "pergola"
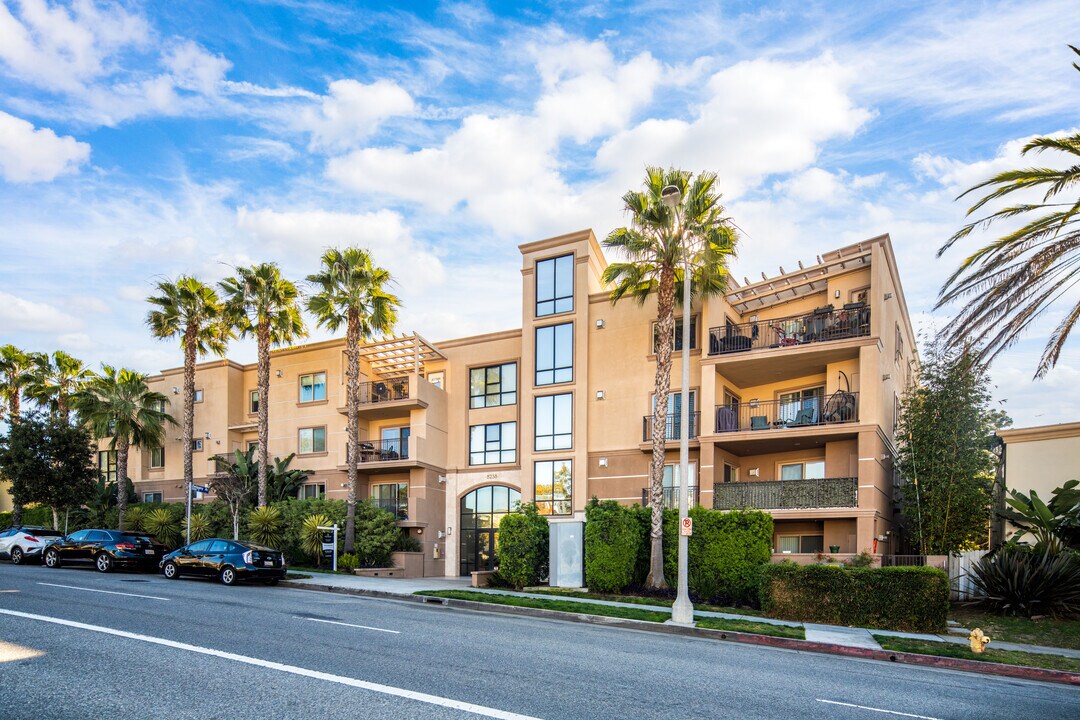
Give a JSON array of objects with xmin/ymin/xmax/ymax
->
[{"xmin": 357, "ymin": 333, "xmax": 446, "ymax": 378}]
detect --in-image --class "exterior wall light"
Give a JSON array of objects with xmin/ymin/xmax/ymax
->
[
  {"xmin": 596, "ymin": 390, "xmax": 605, "ymax": 400},
  {"xmin": 276, "ymin": 370, "xmax": 284, "ymax": 377},
  {"xmin": 595, "ymin": 319, "xmax": 606, "ymax": 329},
  {"xmin": 598, "ymin": 457, "xmax": 608, "ymax": 467},
  {"xmin": 884, "ymin": 293, "xmax": 894, "ymax": 300}
]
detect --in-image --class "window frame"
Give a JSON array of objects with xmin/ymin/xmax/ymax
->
[
  {"xmin": 469, "ymin": 362, "xmax": 517, "ymax": 408},
  {"xmin": 778, "ymin": 459, "xmax": 825, "ymax": 481},
  {"xmin": 469, "ymin": 422, "xmax": 517, "ymax": 466},
  {"xmin": 193, "ymin": 389, "xmax": 204, "ymax": 403},
  {"xmin": 149, "ymin": 446, "xmax": 165, "ymax": 469},
  {"xmin": 652, "ymin": 315, "xmax": 699, "ymax": 354},
  {"xmin": 300, "ymin": 483, "xmax": 326, "ymax": 500},
  {"xmin": 534, "ymin": 459, "xmax": 572, "ymax": 516},
  {"xmin": 370, "ymin": 482, "xmax": 409, "ymax": 520},
  {"xmin": 249, "ymin": 389, "xmax": 259, "ymax": 414},
  {"xmin": 535, "ymin": 322, "xmax": 573, "ymax": 386},
  {"xmin": 191, "ymin": 438, "xmax": 204, "ymax": 452},
  {"xmin": 534, "ymin": 393, "xmax": 572, "ymax": 451},
  {"xmin": 298, "ymin": 371, "xmax": 328, "ymax": 404},
  {"xmin": 298, "ymin": 426, "xmax": 327, "ymax": 455},
  {"xmin": 98, "ymin": 450, "xmax": 117, "ymax": 483},
  {"xmin": 535, "ymin": 253, "xmax": 574, "ymax": 317},
  {"xmin": 143, "ymin": 491, "xmax": 163, "ymax": 504}
]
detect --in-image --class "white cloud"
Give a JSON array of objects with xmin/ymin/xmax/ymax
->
[
  {"xmin": 163, "ymin": 40, "xmax": 231, "ymax": 95},
  {"xmin": 0, "ymin": 111, "xmax": 90, "ymax": 182},
  {"xmin": 0, "ymin": 290, "xmax": 82, "ymax": 332},
  {"xmin": 299, "ymin": 79, "xmax": 416, "ymax": 152}
]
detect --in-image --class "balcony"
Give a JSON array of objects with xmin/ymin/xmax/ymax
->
[
  {"xmin": 642, "ymin": 412, "xmax": 700, "ymax": 443},
  {"xmin": 339, "ymin": 438, "xmax": 419, "ymax": 475},
  {"xmin": 715, "ymin": 392, "xmax": 858, "ymax": 433},
  {"xmin": 341, "ymin": 376, "xmax": 428, "ymax": 419},
  {"xmin": 713, "ymin": 477, "xmax": 858, "ymax": 511},
  {"xmin": 641, "ymin": 485, "xmax": 700, "ymax": 509},
  {"xmin": 370, "ymin": 496, "xmax": 408, "ymax": 520}
]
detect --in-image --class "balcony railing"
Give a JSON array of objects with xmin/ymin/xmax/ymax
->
[
  {"xmin": 708, "ymin": 305, "xmax": 870, "ymax": 355},
  {"xmin": 354, "ymin": 438, "xmax": 410, "ymax": 463},
  {"xmin": 642, "ymin": 412, "xmax": 700, "ymax": 442},
  {"xmin": 713, "ymin": 477, "xmax": 858, "ymax": 510},
  {"xmin": 641, "ymin": 485, "xmax": 700, "ymax": 509},
  {"xmin": 714, "ymin": 392, "xmax": 858, "ymax": 433},
  {"xmin": 371, "ymin": 496, "xmax": 409, "ymax": 520},
  {"xmin": 357, "ymin": 377, "xmax": 410, "ymax": 404}
]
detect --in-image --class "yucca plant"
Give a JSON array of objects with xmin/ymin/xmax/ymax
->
[
  {"xmin": 301, "ymin": 513, "xmax": 331, "ymax": 566},
  {"xmin": 183, "ymin": 512, "xmax": 212, "ymax": 543},
  {"xmin": 969, "ymin": 546, "xmax": 1080, "ymax": 617},
  {"xmin": 143, "ymin": 507, "xmax": 181, "ymax": 548},
  {"xmin": 247, "ymin": 505, "xmax": 283, "ymax": 548},
  {"xmin": 124, "ymin": 505, "xmax": 145, "ymax": 532}
]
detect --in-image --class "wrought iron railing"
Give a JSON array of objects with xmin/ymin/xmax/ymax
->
[
  {"xmin": 641, "ymin": 485, "xmax": 700, "ymax": 509},
  {"xmin": 357, "ymin": 377, "xmax": 410, "ymax": 404},
  {"xmin": 712, "ymin": 477, "xmax": 857, "ymax": 510},
  {"xmin": 354, "ymin": 438, "xmax": 410, "ymax": 462},
  {"xmin": 714, "ymin": 392, "xmax": 858, "ymax": 433},
  {"xmin": 642, "ymin": 412, "xmax": 700, "ymax": 442},
  {"xmin": 371, "ymin": 496, "xmax": 409, "ymax": 520},
  {"xmin": 708, "ymin": 305, "xmax": 870, "ymax": 355}
]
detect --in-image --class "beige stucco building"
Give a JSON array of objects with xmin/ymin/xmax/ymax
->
[
  {"xmin": 995, "ymin": 422, "xmax": 1080, "ymax": 543},
  {"xmin": 99, "ymin": 229, "xmax": 917, "ymax": 576}
]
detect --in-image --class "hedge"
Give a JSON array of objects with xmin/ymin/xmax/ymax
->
[
  {"xmin": 496, "ymin": 503, "xmax": 549, "ymax": 589},
  {"xmin": 758, "ymin": 563, "xmax": 949, "ymax": 632},
  {"xmin": 584, "ymin": 499, "xmax": 643, "ymax": 592}
]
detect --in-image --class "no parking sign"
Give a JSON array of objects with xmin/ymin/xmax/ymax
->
[{"xmin": 680, "ymin": 516, "xmax": 693, "ymax": 537}]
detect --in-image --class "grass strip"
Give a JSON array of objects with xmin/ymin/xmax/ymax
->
[
  {"xmin": 513, "ymin": 588, "xmax": 764, "ymax": 616},
  {"xmin": 416, "ymin": 590, "xmax": 671, "ymax": 623},
  {"xmin": 948, "ymin": 608, "xmax": 1080, "ymax": 651},
  {"xmin": 697, "ymin": 617, "xmax": 805, "ymax": 639},
  {"xmin": 285, "ymin": 573, "xmax": 313, "ymax": 580},
  {"xmin": 873, "ymin": 635, "xmax": 1080, "ymax": 673}
]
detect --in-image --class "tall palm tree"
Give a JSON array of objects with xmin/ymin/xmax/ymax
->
[
  {"xmin": 220, "ymin": 263, "xmax": 306, "ymax": 507},
  {"xmin": 26, "ymin": 350, "xmax": 94, "ymax": 416},
  {"xmin": 1, "ymin": 344, "xmax": 36, "ymax": 525},
  {"xmin": 603, "ymin": 167, "xmax": 738, "ymax": 588},
  {"xmin": 146, "ymin": 276, "xmax": 230, "ymax": 502},
  {"xmin": 938, "ymin": 46, "xmax": 1080, "ymax": 378},
  {"xmin": 306, "ymin": 247, "xmax": 399, "ymax": 553},
  {"xmin": 75, "ymin": 366, "xmax": 175, "ymax": 531}
]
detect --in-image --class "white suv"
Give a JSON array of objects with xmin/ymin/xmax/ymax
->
[{"xmin": 0, "ymin": 526, "xmax": 65, "ymax": 564}]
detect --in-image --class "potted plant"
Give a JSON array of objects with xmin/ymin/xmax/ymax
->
[{"xmin": 829, "ymin": 544, "xmax": 840, "ymax": 553}]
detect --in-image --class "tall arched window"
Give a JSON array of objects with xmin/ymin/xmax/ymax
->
[{"xmin": 459, "ymin": 486, "xmax": 521, "ymax": 576}]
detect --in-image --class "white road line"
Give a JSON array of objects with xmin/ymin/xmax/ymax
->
[
  {"xmin": 295, "ymin": 616, "xmax": 400, "ymax": 634},
  {"xmin": 816, "ymin": 699, "xmax": 943, "ymax": 719},
  {"xmin": 0, "ymin": 590, "xmax": 19, "ymax": 593},
  {"xmin": 0, "ymin": 608, "xmax": 540, "ymax": 720},
  {"xmin": 36, "ymin": 582, "xmax": 169, "ymax": 601}
]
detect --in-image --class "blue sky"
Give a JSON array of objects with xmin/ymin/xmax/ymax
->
[{"xmin": 1, "ymin": 0, "xmax": 1078, "ymax": 426}]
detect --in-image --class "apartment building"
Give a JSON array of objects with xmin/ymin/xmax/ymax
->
[
  {"xmin": 994, "ymin": 422, "xmax": 1080, "ymax": 545},
  {"xmin": 106, "ymin": 229, "xmax": 916, "ymax": 576}
]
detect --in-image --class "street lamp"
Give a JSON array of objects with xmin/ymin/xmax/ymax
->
[{"xmin": 661, "ymin": 184, "xmax": 694, "ymax": 626}]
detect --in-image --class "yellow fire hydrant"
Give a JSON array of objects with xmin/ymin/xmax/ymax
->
[{"xmin": 969, "ymin": 628, "xmax": 991, "ymax": 654}]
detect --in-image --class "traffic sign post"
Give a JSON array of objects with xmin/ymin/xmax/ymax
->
[{"xmin": 317, "ymin": 524, "xmax": 338, "ymax": 572}]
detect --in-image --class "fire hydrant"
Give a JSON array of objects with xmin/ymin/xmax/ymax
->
[{"xmin": 969, "ymin": 628, "xmax": 991, "ymax": 654}]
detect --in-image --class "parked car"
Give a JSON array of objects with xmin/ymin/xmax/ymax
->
[
  {"xmin": 42, "ymin": 529, "xmax": 166, "ymax": 573},
  {"xmin": 0, "ymin": 526, "xmax": 65, "ymax": 564},
  {"xmin": 160, "ymin": 538, "xmax": 287, "ymax": 586}
]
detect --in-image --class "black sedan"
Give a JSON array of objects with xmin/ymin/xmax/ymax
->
[
  {"xmin": 42, "ymin": 529, "xmax": 166, "ymax": 572},
  {"xmin": 160, "ymin": 538, "xmax": 286, "ymax": 586}
]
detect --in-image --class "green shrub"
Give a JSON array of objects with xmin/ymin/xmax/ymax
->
[
  {"xmin": 496, "ymin": 503, "xmax": 549, "ymax": 589},
  {"xmin": 354, "ymin": 501, "xmax": 401, "ymax": 568},
  {"xmin": 844, "ymin": 551, "xmax": 875, "ymax": 568},
  {"xmin": 970, "ymin": 546, "xmax": 1080, "ymax": 617},
  {"xmin": 758, "ymin": 563, "xmax": 949, "ymax": 632},
  {"xmin": 301, "ymin": 514, "xmax": 332, "ymax": 566},
  {"xmin": 272, "ymin": 498, "xmax": 347, "ymax": 563},
  {"xmin": 246, "ymin": 505, "xmax": 284, "ymax": 548},
  {"xmin": 393, "ymin": 533, "xmax": 422, "ymax": 552},
  {"xmin": 143, "ymin": 506, "xmax": 182, "ymax": 548},
  {"xmin": 585, "ymin": 498, "xmax": 642, "ymax": 593},
  {"xmin": 338, "ymin": 553, "xmax": 359, "ymax": 572},
  {"xmin": 183, "ymin": 512, "xmax": 213, "ymax": 542}
]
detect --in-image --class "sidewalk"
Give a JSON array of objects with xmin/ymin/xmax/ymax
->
[{"xmin": 283, "ymin": 571, "xmax": 1080, "ymax": 660}]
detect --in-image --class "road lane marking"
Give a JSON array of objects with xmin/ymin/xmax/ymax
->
[
  {"xmin": 0, "ymin": 639, "xmax": 44, "ymax": 663},
  {"xmin": 816, "ymin": 699, "xmax": 943, "ymax": 719},
  {"xmin": 0, "ymin": 608, "xmax": 540, "ymax": 720},
  {"xmin": 36, "ymin": 582, "xmax": 169, "ymax": 601},
  {"xmin": 295, "ymin": 616, "xmax": 400, "ymax": 634},
  {"xmin": 0, "ymin": 590, "xmax": 19, "ymax": 593}
]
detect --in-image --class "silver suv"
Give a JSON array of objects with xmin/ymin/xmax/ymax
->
[{"xmin": 0, "ymin": 526, "xmax": 65, "ymax": 564}]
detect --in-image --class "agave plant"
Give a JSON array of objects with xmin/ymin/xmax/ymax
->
[
  {"xmin": 301, "ymin": 513, "xmax": 331, "ymax": 566},
  {"xmin": 125, "ymin": 505, "xmax": 146, "ymax": 532},
  {"xmin": 143, "ymin": 507, "xmax": 181, "ymax": 549},
  {"xmin": 183, "ymin": 512, "xmax": 212, "ymax": 543},
  {"xmin": 969, "ymin": 545, "xmax": 1080, "ymax": 617},
  {"xmin": 247, "ymin": 505, "xmax": 283, "ymax": 548}
]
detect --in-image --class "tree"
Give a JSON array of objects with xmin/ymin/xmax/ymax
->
[
  {"xmin": 267, "ymin": 453, "xmax": 313, "ymax": 503},
  {"xmin": 0, "ymin": 410, "xmax": 97, "ymax": 529},
  {"xmin": 937, "ymin": 45, "xmax": 1080, "ymax": 378},
  {"xmin": 896, "ymin": 337, "xmax": 1002, "ymax": 554},
  {"xmin": 25, "ymin": 350, "xmax": 94, "ymax": 416},
  {"xmin": 602, "ymin": 167, "xmax": 738, "ymax": 588},
  {"xmin": 1, "ymin": 344, "xmax": 36, "ymax": 525},
  {"xmin": 210, "ymin": 447, "xmax": 258, "ymax": 540},
  {"xmin": 306, "ymin": 247, "xmax": 399, "ymax": 553},
  {"xmin": 74, "ymin": 366, "xmax": 175, "ymax": 531},
  {"xmin": 146, "ymin": 276, "xmax": 230, "ymax": 503},
  {"xmin": 220, "ymin": 263, "xmax": 306, "ymax": 507}
]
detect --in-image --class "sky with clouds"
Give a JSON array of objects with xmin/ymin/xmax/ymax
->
[{"xmin": 0, "ymin": 0, "xmax": 1078, "ymax": 427}]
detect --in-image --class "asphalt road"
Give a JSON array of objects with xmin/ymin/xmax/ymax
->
[{"xmin": 0, "ymin": 563, "xmax": 1077, "ymax": 720}]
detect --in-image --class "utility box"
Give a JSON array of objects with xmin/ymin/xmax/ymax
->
[{"xmin": 548, "ymin": 521, "xmax": 584, "ymax": 588}]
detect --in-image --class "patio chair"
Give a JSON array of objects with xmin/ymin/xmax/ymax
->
[
  {"xmin": 750, "ymin": 415, "xmax": 770, "ymax": 431},
  {"xmin": 788, "ymin": 407, "xmax": 819, "ymax": 427}
]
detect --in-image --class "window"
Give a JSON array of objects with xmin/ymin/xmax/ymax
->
[
  {"xmin": 150, "ymin": 446, "xmax": 165, "ymax": 469},
  {"xmin": 723, "ymin": 463, "xmax": 737, "ymax": 484},
  {"xmin": 300, "ymin": 483, "xmax": 325, "ymax": 500},
  {"xmin": 652, "ymin": 390, "xmax": 697, "ymax": 440},
  {"xmin": 143, "ymin": 492, "xmax": 163, "ymax": 503},
  {"xmin": 427, "ymin": 371, "xmax": 444, "ymax": 390},
  {"xmin": 191, "ymin": 438, "xmax": 204, "ymax": 452},
  {"xmin": 67, "ymin": 530, "xmax": 91, "ymax": 542},
  {"xmin": 249, "ymin": 389, "xmax": 259, "ymax": 414},
  {"xmin": 469, "ymin": 422, "xmax": 517, "ymax": 465},
  {"xmin": 380, "ymin": 427, "xmax": 410, "ymax": 458},
  {"xmin": 470, "ymin": 363, "xmax": 517, "ymax": 408},
  {"xmin": 152, "ymin": 398, "xmax": 167, "ymax": 413},
  {"xmin": 188, "ymin": 540, "xmax": 213, "ymax": 553},
  {"xmin": 534, "ymin": 394, "xmax": 572, "ymax": 451},
  {"xmin": 895, "ymin": 323, "xmax": 904, "ymax": 365},
  {"xmin": 97, "ymin": 450, "xmax": 116, "ymax": 483},
  {"xmin": 779, "ymin": 460, "xmax": 825, "ymax": 480},
  {"xmin": 535, "ymin": 323, "xmax": 573, "ymax": 385},
  {"xmin": 247, "ymin": 440, "xmax": 259, "ymax": 454},
  {"xmin": 652, "ymin": 316, "xmax": 698, "ymax": 353},
  {"xmin": 778, "ymin": 535, "xmax": 824, "ymax": 554},
  {"xmin": 208, "ymin": 540, "xmax": 231, "ymax": 553},
  {"xmin": 299, "ymin": 372, "xmax": 327, "ymax": 403},
  {"xmin": 660, "ymin": 462, "xmax": 698, "ymax": 507},
  {"xmin": 299, "ymin": 427, "xmax": 326, "ymax": 454},
  {"xmin": 777, "ymin": 386, "xmax": 824, "ymax": 424},
  {"xmin": 193, "ymin": 389, "xmax": 203, "ymax": 403},
  {"xmin": 371, "ymin": 482, "xmax": 409, "ymax": 519},
  {"xmin": 534, "ymin": 460, "xmax": 571, "ymax": 515},
  {"xmin": 536, "ymin": 254, "xmax": 574, "ymax": 316}
]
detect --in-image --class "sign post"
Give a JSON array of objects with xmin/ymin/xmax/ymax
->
[
  {"xmin": 185, "ymin": 484, "xmax": 210, "ymax": 547},
  {"xmin": 680, "ymin": 516, "xmax": 693, "ymax": 537},
  {"xmin": 317, "ymin": 524, "xmax": 338, "ymax": 572}
]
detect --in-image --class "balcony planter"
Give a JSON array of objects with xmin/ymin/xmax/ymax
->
[{"xmin": 829, "ymin": 545, "xmax": 840, "ymax": 553}]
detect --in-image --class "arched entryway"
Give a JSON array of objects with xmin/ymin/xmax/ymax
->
[{"xmin": 459, "ymin": 485, "xmax": 520, "ymax": 576}]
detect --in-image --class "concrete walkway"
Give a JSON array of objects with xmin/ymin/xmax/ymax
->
[{"xmin": 284, "ymin": 571, "xmax": 1080, "ymax": 659}]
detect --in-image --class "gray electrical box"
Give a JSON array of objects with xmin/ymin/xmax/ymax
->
[{"xmin": 548, "ymin": 521, "xmax": 584, "ymax": 588}]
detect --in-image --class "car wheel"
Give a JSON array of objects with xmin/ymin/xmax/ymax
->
[
  {"xmin": 220, "ymin": 566, "xmax": 237, "ymax": 586},
  {"xmin": 10, "ymin": 547, "xmax": 23, "ymax": 565},
  {"xmin": 263, "ymin": 579, "xmax": 279, "ymax": 586},
  {"xmin": 95, "ymin": 553, "xmax": 113, "ymax": 573},
  {"xmin": 162, "ymin": 561, "xmax": 179, "ymax": 579},
  {"xmin": 44, "ymin": 548, "xmax": 60, "ymax": 568}
]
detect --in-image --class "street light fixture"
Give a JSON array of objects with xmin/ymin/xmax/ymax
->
[{"xmin": 661, "ymin": 184, "xmax": 695, "ymax": 626}]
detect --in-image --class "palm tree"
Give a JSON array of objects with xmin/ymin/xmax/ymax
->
[
  {"xmin": 26, "ymin": 350, "xmax": 94, "ymax": 416},
  {"xmin": 938, "ymin": 46, "xmax": 1080, "ymax": 378},
  {"xmin": 75, "ymin": 366, "xmax": 175, "ymax": 531},
  {"xmin": 220, "ymin": 263, "xmax": 306, "ymax": 507},
  {"xmin": 602, "ymin": 167, "xmax": 738, "ymax": 588},
  {"xmin": 306, "ymin": 247, "xmax": 399, "ymax": 553},
  {"xmin": 1, "ymin": 344, "xmax": 36, "ymax": 525},
  {"xmin": 146, "ymin": 276, "xmax": 230, "ymax": 503}
]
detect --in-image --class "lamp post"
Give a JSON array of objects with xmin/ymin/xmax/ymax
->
[{"xmin": 661, "ymin": 184, "xmax": 694, "ymax": 625}]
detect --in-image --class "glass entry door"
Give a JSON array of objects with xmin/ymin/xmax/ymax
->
[{"xmin": 459, "ymin": 486, "xmax": 521, "ymax": 576}]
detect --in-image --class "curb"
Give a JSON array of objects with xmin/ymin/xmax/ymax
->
[{"xmin": 279, "ymin": 582, "xmax": 1080, "ymax": 687}]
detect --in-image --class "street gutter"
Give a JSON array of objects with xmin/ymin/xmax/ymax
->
[{"xmin": 279, "ymin": 581, "xmax": 1080, "ymax": 687}]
